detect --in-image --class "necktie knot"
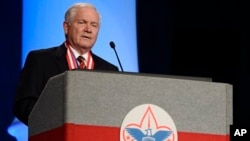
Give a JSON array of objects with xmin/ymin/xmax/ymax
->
[{"xmin": 77, "ymin": 56, "xmax": 86, "ymax": 69}]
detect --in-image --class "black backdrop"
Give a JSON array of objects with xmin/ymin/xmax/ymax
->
[
  {"xmin": 0, "ymin": 0, "xmax": 247, "ymax": 140},
  {"xmin": 137, "ymin": 0, "xmax": 247, "ymax": 126},
  {"xmin": 0, "ymin": 0, "xmax": 22, "ymax": 140}
]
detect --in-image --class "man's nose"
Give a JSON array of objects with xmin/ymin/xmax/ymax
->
[{"xmin": 84, "ymin": 24, "xmax": 92, "ymax": 33}]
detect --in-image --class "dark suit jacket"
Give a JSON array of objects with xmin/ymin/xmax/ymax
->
[{"xmin": 13, "ymin": 43, "xmax": 119, "ymax": 125}]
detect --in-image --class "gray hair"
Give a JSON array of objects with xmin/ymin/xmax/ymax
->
[{"xmin": 64, "ymin": 3, "xmax": 101, "ymax": 24}]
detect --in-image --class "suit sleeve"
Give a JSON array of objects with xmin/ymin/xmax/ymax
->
[{"xmin": 13, "ymin": 51, "xmax": 46, "ymax": 125}]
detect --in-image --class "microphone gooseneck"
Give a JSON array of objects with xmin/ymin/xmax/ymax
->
[{"xmin": 109, "ymin": 41, "xmax": 124, "ymax": 72}]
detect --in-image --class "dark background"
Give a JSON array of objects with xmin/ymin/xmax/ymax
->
[{"xmin": 0, "ymin": 0, "xmax": 247, "ymax": 140}]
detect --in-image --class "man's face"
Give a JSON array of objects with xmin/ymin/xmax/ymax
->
[{"xmin": 64, "ymin": 7, "xmax": 100, "ymax": 52}]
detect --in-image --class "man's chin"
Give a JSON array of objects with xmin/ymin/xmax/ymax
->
[{"xmin": 79, "ymin": 44, "xmax": 93, "ymax": 50}]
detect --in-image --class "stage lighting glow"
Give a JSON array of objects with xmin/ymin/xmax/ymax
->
[{"xmin": 9, "ymin": 0, "xmax": 138, "ymax": 140}]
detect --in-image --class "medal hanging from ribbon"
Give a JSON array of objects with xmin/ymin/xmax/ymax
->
[{"xmin": 65, "ymin": 42, "xmax": 94, "ymax": 70}]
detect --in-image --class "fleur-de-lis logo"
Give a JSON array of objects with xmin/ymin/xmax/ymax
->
[{"xmin": 120, "ymin": 104, "xmax": 178, "ymax": 141}]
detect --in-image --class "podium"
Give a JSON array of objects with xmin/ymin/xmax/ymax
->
[{"xmin": 28, "ymin": 70, "xmax": 232, "ymax": 141}]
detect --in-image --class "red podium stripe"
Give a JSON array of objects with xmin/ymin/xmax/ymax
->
[{"xmin": 29, "ymin": 123, "xmax": 229, "ymax": 141}]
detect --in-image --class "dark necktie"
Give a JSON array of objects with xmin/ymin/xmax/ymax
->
[{"xmin": 77, "ymin": 56, "xmax": 86, "ymax": 69}]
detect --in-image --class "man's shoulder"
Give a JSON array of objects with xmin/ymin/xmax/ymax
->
[
  {"xmin": 25, "ymin": 44, "xmax": 66, "ymax": 62},
  {"xmin": 29, "ymin": 45, "xmax": 62, "ymax": 54},
  {"xmin": 28, "ymin": 44, "xmax": 65, "ymax": 56},
  {"xmin": 92, "ymin": 53, "xmax": 111, "ymax": 64},
  {"xmin": 92, "ymin": 53, "xmax": 119, "ymax": 71}
]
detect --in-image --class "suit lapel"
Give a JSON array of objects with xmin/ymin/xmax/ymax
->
[{"xmin": 55, "ymin": 44, "xmax": 69, "ymax": 72}]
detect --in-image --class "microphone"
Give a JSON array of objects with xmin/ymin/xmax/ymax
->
[{"xmin": 109, "ymin": 41, "xmax": 124, "ymax": 72}]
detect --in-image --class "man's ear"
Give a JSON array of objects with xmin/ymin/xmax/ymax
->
[{"xmin": 63, "ymin": 21, "xmax": 69, "ymax": 34}]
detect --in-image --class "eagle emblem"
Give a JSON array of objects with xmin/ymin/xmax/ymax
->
[{"xmin": 120, "ymin": 104, "xmax": 177, "ymax": 141}]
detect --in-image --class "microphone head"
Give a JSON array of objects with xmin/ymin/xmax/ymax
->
[{"xmin": 109, "ymin": 41, "xmax": 115, "ymax": 49}]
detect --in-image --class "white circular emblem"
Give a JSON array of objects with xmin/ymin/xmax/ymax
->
[{"xmin": 120, "ymin": 104, "xmax": 178, "ymax": 141}]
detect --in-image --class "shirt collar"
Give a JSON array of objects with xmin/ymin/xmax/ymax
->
[{"xmin": 69, "ymin": 46, "xmax": 89, "ymax": 61}]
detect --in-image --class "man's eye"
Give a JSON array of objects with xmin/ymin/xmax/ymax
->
[
  {"xmin": 78, "ymin": 20, "xmax": 86, "ymax": 24},
  {"xmin": 92, "ymin": 24, "xmax": 98, "ymax": 27},
  {"xmin": 78, "ymin": 21, "xmax": 84, "ymax": 24}
]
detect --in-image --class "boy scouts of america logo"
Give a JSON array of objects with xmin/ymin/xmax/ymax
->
[{"xmin": 120, "ymin": 104, "xmax": 178, "ymax": 141}]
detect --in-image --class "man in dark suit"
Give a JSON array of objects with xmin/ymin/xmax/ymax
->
[{"xmin": 13, "ymin": 2, "xmax": 119, "ymax": 126}]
